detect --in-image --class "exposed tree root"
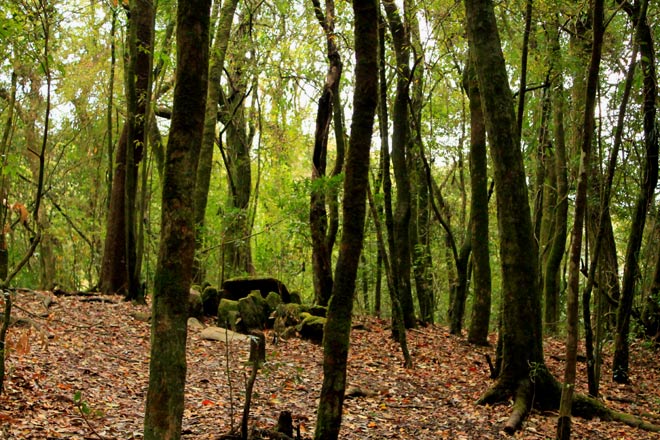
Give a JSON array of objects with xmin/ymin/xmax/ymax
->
[{"xmin": 478, "ymin": 365, "xmax": 660, "ymax": 434}]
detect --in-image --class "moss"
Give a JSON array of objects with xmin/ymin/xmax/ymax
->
[
  {"xmin": 297, "ymin": 313, "xmax": 326, "ymax": 344},
  {"xmin": 201, "ymin": 286, "xmax": 220, "ymax": 316},
  {"xmin": 237, "ymin": 291, "xmax": 269, "ymax": 330},
  {"xmin": 217, "ymin": 299, "xmax": 239, "ymax": 330}
]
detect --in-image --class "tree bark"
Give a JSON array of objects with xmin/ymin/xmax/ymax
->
[
  {"xmin": 613, "ymin": 0, "xmax": 657, "ymax": 384},
  {"xmin": 557, "ymin": 0, "xmax": 604, "ymax": 435},
  {"xmin": 143, "ymin": 0, "xmax": 210, "ymax": 438},
  {"xmin": 100, "ymin": 0, "xmax": 153, "ymax": 300},
  {"xmin": 310, "ymin": 0, "xmax": 343, "ymax": 306},
  {"xmin": 464, "ymin": 50, "xmax": 491, "ymax": 346},
  {"xmin": 314, "ymin": 2, "xmax": 378, "ymax": 438},
  {"xmin": 465, "ymin": 0, "xmax": 554, "ymax": 431},
  {"xmin": 193, "ymin": 0, "xmax": 239, "ymax": 283},
  {"xmin": 383, "ymin": 0, "xmax": 416, "ymax": 329}
]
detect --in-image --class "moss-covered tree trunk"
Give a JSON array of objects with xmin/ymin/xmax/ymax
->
[
  {"xmin": 142, "ymin": 0, "xmax": 210, "ymax": 437},
  {"xmin": 542, "ymin": 20, "xmax": 569, "ymax": 336},
  {"xmin": 383, "ymin": 0, "xmax": 416, "ymax": 329},
  {"xmin": 310, "ymin": 0, "xmax": 343, "ymax": 307},
  {"xmin": 221, "ymin": 13, "xmax": 254, "ymax": 280},
  {"xmin": 464, "ymin": 0, "xmax": 559, "ymax": 432},
  {"xmin": 192, "ymin": 0, "xmax": 239, "ymax": 284},
  {"xmin": 464, "ymin": 50, "xmax": 491, "ymax": 346},
  {"xmin": 557, "ymin": 0, "xmax": 604, "ymax": 435},
  {"xmin": 314, "ymin": 2, "xmax": 377, "ymax": 438},
  {"xmin": 614, "ymin": 0, "xmax": 658, "ymax": 384},
  {"xmin": 101, "ymin": 0, "xmax": 153, "ymax": 300}
]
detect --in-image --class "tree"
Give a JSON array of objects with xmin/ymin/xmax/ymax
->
[
  {"xmin": 143, "ymin": 0, "xmax": 211, "ymax": 437},
  {"xmin": 464, "ymin": 0, "xmax": 553, "ymax": 431},
  {"xmin": 613, "ymin": 0, "xmax": 657, "ymax": 384},
  {"xmin": 309, "ymin": 0, "xmax": 344, "ymax": 306},
  {"xmin": 382, "ymin": 0, "xmax": 416, "ymax": 329},
  {"xmin": 557, "ymin": 0, "xmax": 604, "ymax": 435},
  {"xmin": 464, "ymin": 49, "xmax": 491, "ymax": 346},
  {"xmin": 314, "ymin": 1, "xmax": 378, "ymax": 438},
  {"xmin": 100, "ymin": 0, "xmax": 154, "ymax": 301},
  {"xmin": 193, "ymin": 0, "xmax": 239, "ymax": 283}
]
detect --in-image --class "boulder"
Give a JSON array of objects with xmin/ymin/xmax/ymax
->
[
  {"xmin": 200, "ymin": 326, "xmax": 250, "ymax": 343},
  {"xmin": 188, "ymin": 290, "xmax": 203, "ymax": 319},
  {"xmin": 217, "ymin": 299, "xmax": 240, "ymax": 331},
  {"xmin": 296, "ymin": 312, "xmax": 326, "ymax": 344},
  {"xmin": 201, "ymin": 286, "xmax": 221, "ymax": 316},
  {"xmin": 237, "ymin": 291, "xmax": 270, "ymax": 330},
  {"xmin": 222, "ymin": 277, "xmax": 292, "ymax": 303}
]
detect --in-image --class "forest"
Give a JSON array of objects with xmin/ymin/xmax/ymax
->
[{"xmin": 0, "ymin": 0, "xmax": 659, "ymax": 438}]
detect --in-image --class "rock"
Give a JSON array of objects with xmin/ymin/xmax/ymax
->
[
  {"xmin": 201, "ymin": 286, "xmax": 220, "ymax": 316},
  {"xmin": 200, "ymin": 326, "xmax": 250, "ymax": 343},
  {"xmin": 217, "ymin": 299, "xmax": 240, "ymax": 331},
  {"xmin": 273, "ymin": 303, "xmax": 308, "ymax": 339},
  {"xmin": 264, "ymin": 291, "xmax": 282, "ymax": 313},
  {"xmin": 237, "ymin": 291, "xmax": 269, "ymax": 330},
  {"xmin": 309, "ymin": 305, "xmax": 327, "ymax": 317},
  {"xmin": 188, "ymin": 290, "xmax": 203, "ymax": 319},
  {"xmin": 296, "ymin": 312, "xmax": 325, "ymax": 344},
  {"xmin": 187, "ymin": 317, "xmax": 205, "ymax": 330},
  {"xmin": 130, "ymin": 311, "xmax": 151, "ymax": 322},
  {"xmin": 222, "ymin": 277, "xmax": 292, "ymax": 303},
  {"xmin": 289, "ymin": 291, "xmax": 302, "ymax": 304}
]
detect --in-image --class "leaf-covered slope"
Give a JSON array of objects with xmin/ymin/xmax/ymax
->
[{"xmin": 1, "ymin": 291, "xmax": 658, "ymax": 439}]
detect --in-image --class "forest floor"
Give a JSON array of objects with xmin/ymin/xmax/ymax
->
[{"xmin": 0, "ymin": 290, "xmax": 659, "ymax": 439}]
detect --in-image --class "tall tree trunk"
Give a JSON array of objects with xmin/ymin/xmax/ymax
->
[
  {"xmin": 310, "ymin": 0, "xmax": 343, "ymax": 306},
  {"xmin": 557, "ymin": 0, "xmax": 604, "ymax": 436},
  {"xmin": 143, "ymin": 0, "xmax": 210, "ymax": 437},
  {"xmin": 383, "ymin": 0, "xmax": 416, "ymax": 329},
  {"xmin": 220, "ymin": 13, "xmax": 255, "ymax": 280},
  {"xmin": 101, "ymin": 0, "xmax": 153, "ymax": 300},
  {"xmin": 543, "ymin": 20, "xmax": 569, "ymax": 336},
  {"xmin": 613, "ymin": 0, "xmax": 657, "ymax": 384},
  {"xmin": 408, "ymin": 15, "xmax": 434, "ymax": 326},
  {"xmin": 465, "ymin": 0, "xmax": 559, "ymax": 432},
  {"xmin": 193, "ymin": 0, "xmax": 239, "ymax": 284},
  {"xmin": 314, "ymin": 2, "xmax": 378, "ymax": 438},
  {"xmin": 465, "ymin": 50, "xmax": 492, "ymax": 346}
]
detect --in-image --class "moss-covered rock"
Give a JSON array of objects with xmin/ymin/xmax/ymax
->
[
  {"xmin": 296, "ymin": 313, "xmax": 326, "ymax": 344},
  {"xmin": 201, "ymin": 286, "xmax": 221, "ymax": 316},
  {"xmin": 217, "ymin": 299, "xmax": 240, "ymax": 331},
  {"xmin": 273, "ymin": 303, "xmax": 307, "ymax": 339},
  {"xmin": 265, "ymin": 292, "xmax": 282, "ymax": 312},
  {"xmin": 238, "ymin": 291, "xmax": 270, "ymax": 330},
  {"xmin": 289, "ymin": 291, "xmax": 302, "ymax": 304},
  {"xmin": 188, "ymin": 290, "xmax": 203, "ymax": 319},
  {"xmin": 309, "ymin": 305, "xmax": 327, "ymax": 317}
]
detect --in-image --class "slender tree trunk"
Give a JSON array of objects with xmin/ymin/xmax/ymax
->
[
  {"xmin": 543, "ymin": 20, "xmax": 568, "ymax": 335},
  {"xmin": 557, "ymin": 0, "xmax": 604, "ymax": 435},
  {"xmin": 314, "ymin": 3, "xmax": 378, "ymax": 438},
  {"xmin": 220, "ymin": 13, "xmax": 255, "ymax": 280},
  {"xmin": 193, "ymin": 0, "xmax": 239, "ymax": 284},
  {"xmin": 613, "ymin": 0, "xmax": 657, "ymax": 384},
  {"xmin": 310, "ymin": 0, "xmax": 343, "ymax": 306},
  {"xmin": 143, "ymin": 0, "xmax": 210, "ymax": 437},
  {"xmin": 383, "ymin": 0, "xmax": 416, "ymax": 329},
  {"xmin": 408, "ymin": 15, "xmax": 434, "ymax": 326},
  {"xmin": 464, "ymin": 50, "xmax": 491, "ymax": 346},
  {"xmin": 101, "ymin": 0, "xmax": 153, "ymax": 299}
]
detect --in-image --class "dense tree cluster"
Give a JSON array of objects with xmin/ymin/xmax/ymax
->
[{"xmin": 0, "ymin": 0, "xmax": 659, "ymax": 437}]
